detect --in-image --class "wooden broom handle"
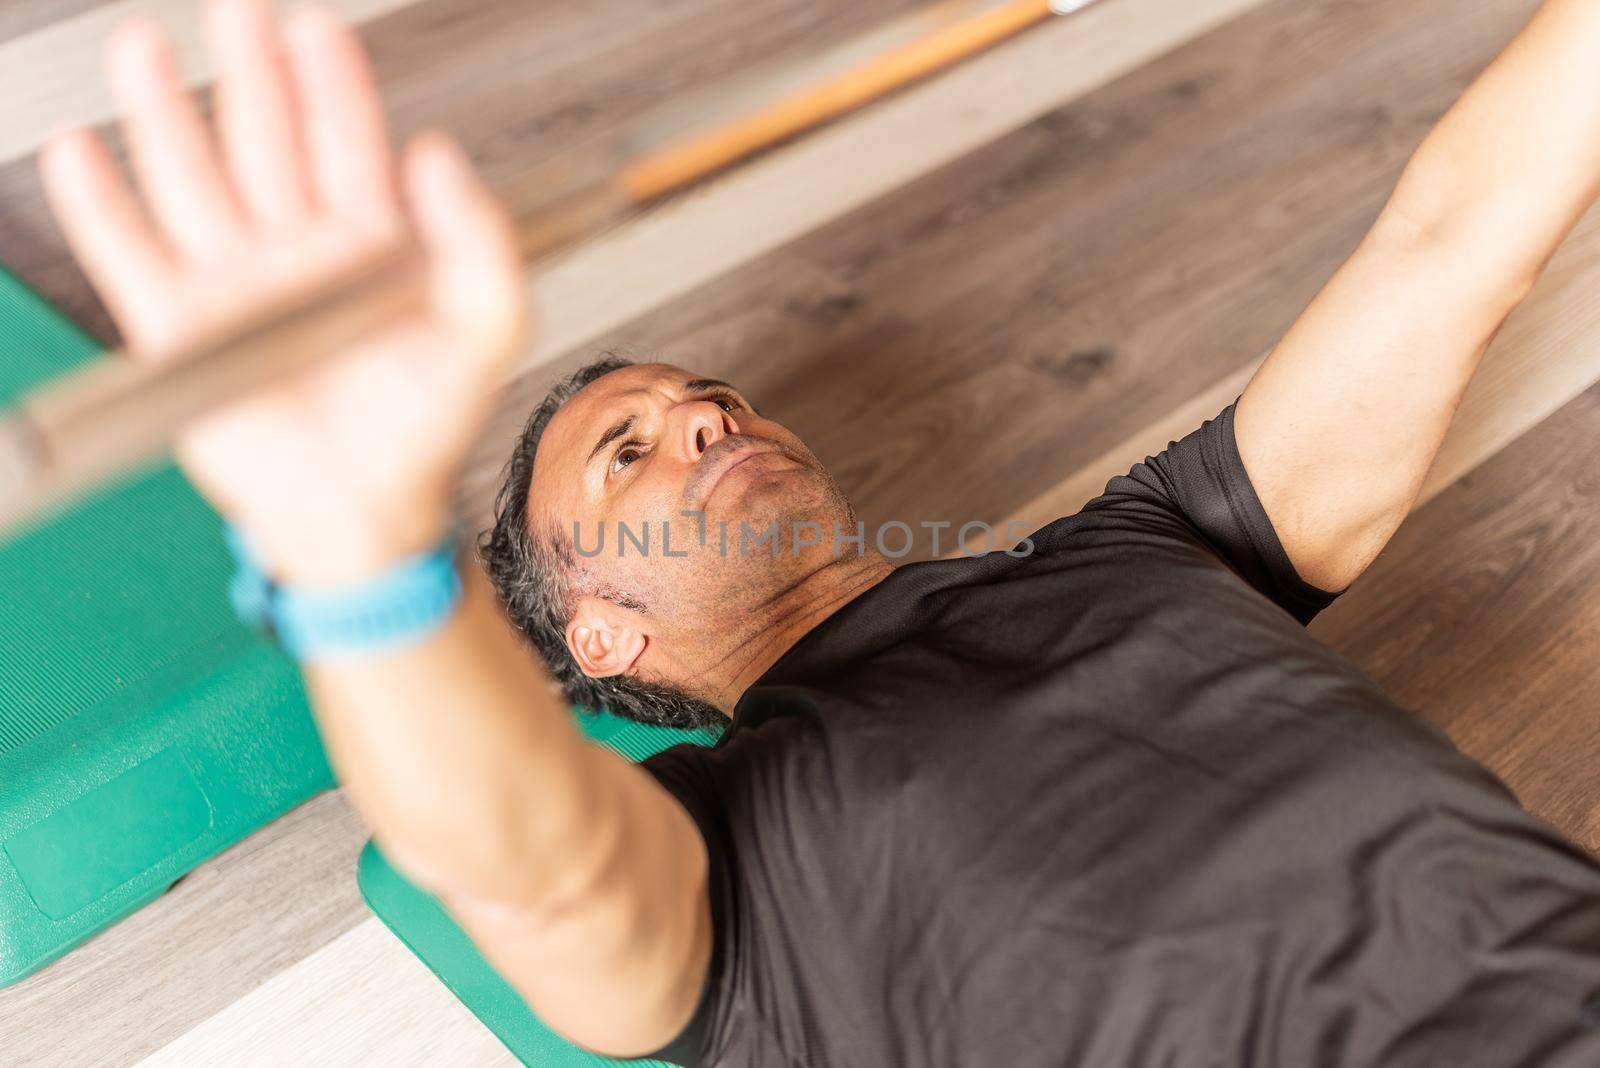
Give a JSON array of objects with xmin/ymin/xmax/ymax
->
[{"xmin": 620, "ymin": 0, "xmax": 1058, "ymax": 201}]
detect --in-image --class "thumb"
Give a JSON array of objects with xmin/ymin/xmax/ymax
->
[{"xmin": 402, "ymin": 130, "xmax": 529, "ymax": 384}]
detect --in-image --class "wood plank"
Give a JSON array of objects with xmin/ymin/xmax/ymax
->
[
  {"xmin": 981, "ymin": 203, "xmax": 1600, "ymax": 549},
  {"xmin": 0, "ymin": 1, "xmax": 103, "ymax": 45},
  {"xmin": 137, "ymin": 921, "xmax": 520, "ymax": 1068},
  {"xmin": 0, "ymin": 0, "xmax": 421, "ymax": 168}
]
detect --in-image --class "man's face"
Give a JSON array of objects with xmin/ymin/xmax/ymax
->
[{"xmin": 529, "ymin": 363, "xmax": 854, "ymax": 679}]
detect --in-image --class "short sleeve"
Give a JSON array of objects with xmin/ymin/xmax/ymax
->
[
  {"xmin": 1065, "ymin": 401, "xmax": 1341, "ymax": 625},
  {"xmin": 625, "ymin": 744, "xmax": 737, "ymax": 1067}
]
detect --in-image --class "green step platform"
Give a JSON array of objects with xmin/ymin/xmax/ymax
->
[
  {"xmin": 358, "ymin": 709, "xmax": 721, "ymax": 1068},
  {"xmin": 0, "ymin": 267, "xmax": 334, "ymax": 986}
]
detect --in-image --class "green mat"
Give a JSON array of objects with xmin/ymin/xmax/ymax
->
[
  {"xmin": 0, "ymin": 267, "xmax": 334, "ymax": 986},
  {"xmin": 358, "ymin": 708, "xmax": 722, "ymax": 1068}
]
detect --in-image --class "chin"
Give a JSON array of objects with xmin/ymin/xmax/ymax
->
[{"xmin": 712, "ymin": 469, "xmax": 855, "ymax": 560}]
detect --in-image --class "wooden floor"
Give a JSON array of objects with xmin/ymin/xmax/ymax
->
[{"xmin": 6, "ymin": 0, "xmax": 1600, "ymax": 1064}]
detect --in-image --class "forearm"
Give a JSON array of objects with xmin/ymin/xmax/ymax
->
[
  {"xmin": 301, "ymin": 557, "xmax": 713, "ymax": 1053},
  {"xmin": 301, "ymin": 559, "xmax": 614, "ymax": 907},
  {"xmin": 1385, "ymin": 0, "xmax": 1600, "ymax": 293}
]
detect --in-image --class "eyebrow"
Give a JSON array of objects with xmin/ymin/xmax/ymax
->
[
  {"xmin": 587, "ymin": 414, "xmax": 636, "ymax": 465},
  {"xmin": 682, "ymin": 378, "xmax": 736, "ymax": 394}
]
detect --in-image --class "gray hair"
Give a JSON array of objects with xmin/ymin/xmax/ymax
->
[{"xmin": 477, "ymin": 356, "xmax": 725, "ymax": 731}]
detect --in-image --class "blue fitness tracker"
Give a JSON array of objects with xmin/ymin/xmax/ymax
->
[{"xmin": 224, "ymin": 523, "xmax": 464, "ymax": 660}]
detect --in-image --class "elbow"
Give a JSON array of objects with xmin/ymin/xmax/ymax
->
[
  {"xmin": 1370, "ymin": 199, "xmax": 1436, "ymax": 248},
  {"xmin": 1368, "ymin": 204, "xmax": 1542, "ymax": 317}
]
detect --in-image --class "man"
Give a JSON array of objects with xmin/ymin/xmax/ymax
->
[{"xmin": 35, "ymin": 0, "xmax": 1600, "ymax": 1064}]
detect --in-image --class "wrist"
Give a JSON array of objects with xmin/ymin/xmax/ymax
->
[{"xmin": 225, "ymin": 520, "xmax": 465, "ymax": 661}]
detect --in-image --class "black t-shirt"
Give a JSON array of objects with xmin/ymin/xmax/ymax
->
[{"xmin": 634, "ymin": 403, "xmax": 1600, "ymax": 1067}]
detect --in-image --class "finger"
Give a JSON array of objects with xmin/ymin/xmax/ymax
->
[
  {"xmin": 283, "ymin": 4, "xmax": 400, "ymax": 233},
  {"xmin": 37, "ymin": 126, "xmax": 177, "ymax": 333},
  {"xmin": 402, "ymin": 130, "xmax": 528, "ymax": 385},
  {"xmin": 206, "ymin": 0, "xmax": 314, "ymax": 229},
  {"xmin": 107, "ymin": 17, "xmax": 248, "ymax": 258}
]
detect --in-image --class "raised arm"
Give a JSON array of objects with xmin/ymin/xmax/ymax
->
[
  {"xmin": 1235, "ymin": 0, "xmax": 1600, "ymax": 592},
  {"xmin": 36, "ymin": 2, "xmax": 707, "ymax": 1057}
]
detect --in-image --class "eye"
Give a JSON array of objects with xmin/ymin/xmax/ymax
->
[
  {"xmin": 707, "ymin": 391, "xmax": 743, "ymax": 414},
  {"xmin": 611, "ymin": 442, "xmax": 646, "ymax": 473}
]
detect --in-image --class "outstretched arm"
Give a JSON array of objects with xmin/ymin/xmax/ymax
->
[
  {"xmin": 1236, "ymin": 0, "xmax": 1600, "ymax": 592},
  {"xmin": 37, "ymin": 1, "xmax": 707, "ymax": 1057},
  {"xmin": 305, "ymin": 562, "xmax": 711, "ymax": 1059}
]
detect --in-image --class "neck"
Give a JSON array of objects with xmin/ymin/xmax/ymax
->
[{"xmin": 695, "ymin": 551, "xmax": 894, "ymax": 714}]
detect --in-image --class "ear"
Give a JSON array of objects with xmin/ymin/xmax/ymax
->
[{"xmin": 565, "ymin": 596, "xmax": 648, "ymax": 679}]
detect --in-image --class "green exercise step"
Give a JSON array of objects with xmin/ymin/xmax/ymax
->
[
  {"xmin": 0, "ymin": 266, "xmax": 333, "ymax": 986},
  {"xmin": 358, "ymin": 708, "xmax": 722, "ymax": 1068}
]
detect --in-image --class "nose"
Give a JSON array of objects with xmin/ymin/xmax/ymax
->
[{"xmin": 672, "ymin": 400, "xmax": 739, "ymax": 461}]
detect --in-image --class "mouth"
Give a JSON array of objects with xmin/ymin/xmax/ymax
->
[{"xmin": 683, "ymin": 435, "xmax": 790, "ymax": 508}]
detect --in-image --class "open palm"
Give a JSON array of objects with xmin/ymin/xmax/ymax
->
[{"xmin": 38, "ymin": 0, "xmax": 527, "ymax": 582}]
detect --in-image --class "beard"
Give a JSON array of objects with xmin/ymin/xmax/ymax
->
[{"xmin": 703, "ymin": 459, "xmax": 857, "ymax": 565}]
